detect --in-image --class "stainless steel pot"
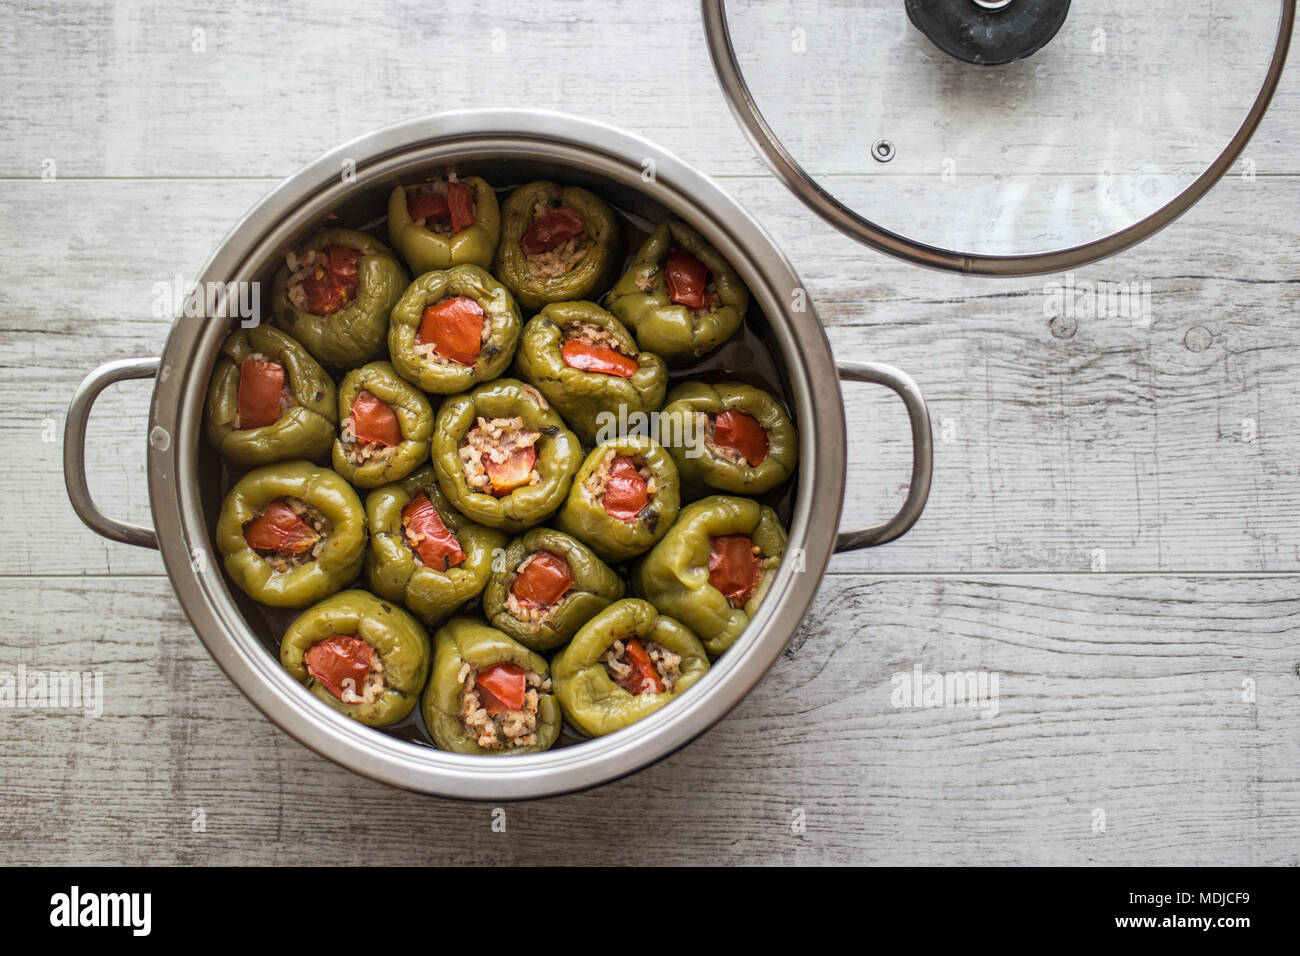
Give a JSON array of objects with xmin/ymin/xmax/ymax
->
[{"xmin": 63, "ymin": 111, "xmax": 932, "ymax": 799}]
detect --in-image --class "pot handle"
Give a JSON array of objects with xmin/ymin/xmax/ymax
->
[
  {"xmin": 833, "ymin": 361, "xmax": 933, "ymax": 552},
  {"xmin": 64, "ymin": 357, "xmax": 161, "ymax": 550}
]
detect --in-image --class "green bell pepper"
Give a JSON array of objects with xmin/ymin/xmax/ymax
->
[
  {"xmin": 551, "ymin": 598, "xmax": 709, "ymax": 738},
  {"xmin": 388, "ymin": 264, "xmax": 522, "ymax": 394},
  {"xmin": 421, "ymin": 617, "xmax": 562, "ymax": 754},
  {"xmin": 216, "ymin": 460, "xmax": 367, "ymax": 608},
  {"xmin": 605, "ymin": 220, "xmax": 749, "ymax": 363},
  {"xmin": 554, "ymin": 434, "xmax": 681, "ymax": 563},
  {"xmin": 204, "ymin": 325, "xmax": 337, "ymax": 470},
  {"xmin": 514, "ymin": 300, "xmax": 667, "ymax": 445},
  {"xmin": 493, "ymin": 181, "xmax": 620, "ymax": 310},
  {"xmin": 271, "ymin": 228, "xmax": 407, "ymax": 370},
  {"xmin": 632, "ymin": 494, "xmax": 786, "ymax": 656},
  {"xmin": 330, "ymin": 361, "xmax": 434, "ymax": 489},
  {"xmin": 482, "ymin": 528, "xmax": 625, "ymax": 651},
  {"xmin": 658, "ymin": 381, "xmax": 798, "ymax": 497},
  {"xmin": 280, "ymin": 589, "xmax": 431, "ymax": 727},
  {"xmin": 386, "ymin": 176, "xmax": 501, "ymax": 274},
  {"xmin": 365, "ymin": 465, "xmax": 508, "ymax": 626},
  {"xmin": 430, "ymin": 378, "xmax": 581, "ymax": 532}
]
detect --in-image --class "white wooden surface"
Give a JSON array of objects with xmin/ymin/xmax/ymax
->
[{"xmin": 1, "ymin": 0, "xmax": 1297, "ymax": 865}]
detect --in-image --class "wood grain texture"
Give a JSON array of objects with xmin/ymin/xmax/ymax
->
[
  {"xmin": 0, "ymin": 0, "xmax": 1297, "ymax": 865},
  {"xmin": 0, "ymin": 0, "xmax": 1294, "ymax": 180},
  {"xmin": 0, "ymin": 575, "xmax": 1295, "ymax": 866}
]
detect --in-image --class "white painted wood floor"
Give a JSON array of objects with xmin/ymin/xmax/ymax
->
[{"xmin": 0, "ymin": 1, "xmax": 1296, "ymax": 864}]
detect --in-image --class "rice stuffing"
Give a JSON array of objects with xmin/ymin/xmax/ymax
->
[
  {"xmin": 601, "ymin": 638, "xmax": 681, "ymax": 696},
  {"xmin": 407, "ymin": 174, "xmax": 470, "ymax": 237},
  {"xmin": 583, "ymin": 450, "xmax": 656, "ymax": 503},
  {"xmin": 459, "ymin": 416, "xmax": 542, "ymax": 494},
  {"xmin": 285, "ymin": 248, "xmax": 355, "ymax": 313},
  {"xmin": 504, "ymin": 552, "xmax": 561, "ymax": 623},
  {"xmin": 697, "ymin": 411, "xmax": 750, "ymax": 466},
  {"xmin": 252, "ymin": 497, "xmax": 329, "ymax": 572},
  {"xmin": 563, "ymin": 320, "xmax": 628, "ymax": 355},
  {"xmin": 457, "ymin": 662, "xmax": 551, "ymax": 749},
  {"xmin": 526, "ymin": 199, "xmax": 591, "ymax": 278},
  {"xmin": 341, "ymin": 651, "xmax": 387, "ymax": 705}
]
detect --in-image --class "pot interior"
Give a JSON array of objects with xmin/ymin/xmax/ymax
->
[{"xmin": 194, "ymin": 153, "xmax": 803, "ymax": 752}]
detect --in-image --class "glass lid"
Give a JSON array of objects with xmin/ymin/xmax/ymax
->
[{"xmin": 704, "ymin": 0, "xmax": 1294, "ymax": 274}]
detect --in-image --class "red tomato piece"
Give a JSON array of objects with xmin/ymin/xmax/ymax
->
[
  {"xmin": 616, "ymin": 637, "xmax": 665, "ymax": 695},
  {"xmin": 664, "ymin": 245, "xmax": 711, "ymax": 310},
  {"xmin": 476, "ymin": 662, "xmax": 527, "ymax": 714},
  {"xmin": 304, "ymin": 634, "xmax": 374, "ymax": 701},
  {"xmin": 402, "ymin": 493, "xmax": 466, "ymax": 571},
  {"xmin": 301, "ymin": 245, "xmax": 362, "ymax": 315},
  {"xmin": 602, "ymin": 456, "xmax": 649, "ymax": 521},
  {"xmin": 708, "ymin": 533, "xmax": 762, "ymax": 607},
  {"xmin": 520, "ymin": 206, "xmax": 584, "ymax": 255},
  {"xmin": 350, "ymin": 390, "xmax": 403, "ymax": 447},
  {"xmin": 510, "ymin": 551, "xmax": 575, "ymax": 608},
  {"xmin": 407, "ymin": 191, "xmax": 450, "ymax": 224},
  {"xmin": 243, "ymin": 500, "xmax": 319, "ymax": 555},
  {"xmin": 328, "ymin": 245, "xmax": 361, "ymax": 286},
  {"xmin": 417, "ymin": 296, "xmax": 484, "ymax": 367},
  {"xmin": 446, "ymin": 182, "xmax": 476, "ymax": 233},
  {"xmin": 561, "ymin": 339, "xmax": 639, "ymax": 378},
  {"xmin": 713, "ymin": 410, "xmax": 770, "ymax": 466},
  {"xmin": 301, "ymin": 271, "xmax": 347, "ymax": 315},
  {"xmin": 237, "ymin": 357, "xmax": 285, "ymax": 430},
  {"xmin": 485, "ymin": 445, "xmax": 537, "ymax": 498}
]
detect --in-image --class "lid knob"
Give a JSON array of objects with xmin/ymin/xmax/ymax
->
[{"xmin": 905, "ymin": 0, "xmax": 1072, "ymax": 65}]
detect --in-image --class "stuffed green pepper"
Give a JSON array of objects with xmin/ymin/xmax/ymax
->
[
  {"xmin": 514, "ymin": 300, "xmax": 667, "ymax": 445},
  {"xmin": 204, "ymin": 325, "xmax": 337, "ymax": 470},
  {"xmin": 482, "ymin": 528, "xmax": 624, "ymax": 651},
  {"xmin": 271, "ymin": 228, "xmax": 407, "ymax": 370},
  {"xmin": 551, "ymin": 598, "xmax": 709, "ymax": 738},
  {"xmin": 388, "ymin": 264, "xmax": 521, "ymax": 394},
  {"xmin": 605, "ymin": 220, "xmax": 748, "ymax": 363},
  {"xmin": 387, "ymin": 175, "xmax": 501, "ymax": 274},
  {"xmin": 430, "ymin": 378, "xmax": 581, "ymax": 532},
  {"xmin": 365, "ymin": 466, "xmax": 507, "ymax": 626},
  {"xmin": 493, "ymin": 181, "xmax": 619, "ymax": 310},
  {"xmin": 633, "ymin": 495, "xmax": 785, "ymax": 656},
  {"xmin": 554, "ymin": 434, "xmax": 680, "ymax": 563},
  {"xmin": 658, "ymin": 381, "xmax": 797, "ymax": 496},
  {"xmin": 280, "ymin": 589, "xmax": 430, "ymax": 727},
  {"xmin": 421, "ymin": 617, "xmax": 561, "ymax": 754},
  {"xmin": 330, "ymin": 361, "xmax": 433, "ymax": 488},
  {"xmin": 216, "ymin": 460, "xmax": 367, "ymax": 608}
]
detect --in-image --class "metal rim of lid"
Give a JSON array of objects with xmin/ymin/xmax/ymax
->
[{"xmin": 701, "ymin": 0, "xmax": 1296, "ymax": 276}]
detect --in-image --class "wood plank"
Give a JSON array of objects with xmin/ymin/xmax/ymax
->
[
  {"xmin": 0, "ymin": 0, "xmax": 1294, "ymax": 181},
  {"xmin": 2, "ymin": 173, "xmax": 1296, "ymax": 575},
  {"xmin": 0, "ymin": 574, "xmax": 1294, "ymax": 865}
]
